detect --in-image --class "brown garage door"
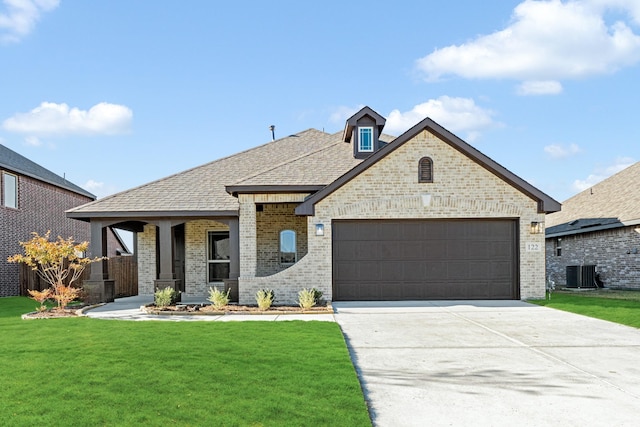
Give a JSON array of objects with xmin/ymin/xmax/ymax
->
[{"xmin": 333, "ymin": 219, "xmax": 519, "ymax": 300}]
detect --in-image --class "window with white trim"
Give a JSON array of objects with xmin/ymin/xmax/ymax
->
[
  {"xmin": 207, "ymin": 231, "xmax": 230, "ymax": 282},
  {"xmin": 280, "ymin": 230, "xmax": 296, "ymax": 264},
  {"xmin": 3, "ymin": 172, "xmax": 17, "ymax": 208},
  {"xmin": 358, "ymin": 127, "xmax": 373, "ymax": 152}
]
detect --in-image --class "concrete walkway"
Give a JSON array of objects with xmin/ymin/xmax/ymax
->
[
  {"xmin": 333, "ymin": 301, "xmax": 640, "ymax": 427},
  {"xmin": 84, "ymin": 296, "xmax": 335, "ymax": 322}
]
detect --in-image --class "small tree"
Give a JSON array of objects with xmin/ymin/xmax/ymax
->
[{"xmin": 8, "ymin": 231, "xmax": 106, "ymax": 311}]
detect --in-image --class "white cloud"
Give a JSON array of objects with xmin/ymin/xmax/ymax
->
[
  {"xmin": 0, "ymin": 0, "xmax": 59, "ymax": 43},
  {"xmin": 328, "ymin": 104, "xmax": 365, "ymax": 124},
  {"xmin": 415, "ymin": 0, "xmax": 640, "ymax": 95},
  {"xmin": 24, "ymin": 135, "xmax": 41, "ymax": 146},
  {"xmin": 2, "ymin": 102, "xmax": 133, "ymax": 137},
  {"xmin": 572, "ymin": 156, "xmax": 635, "ymax": 191},
  {"xmin": 83, "ymin": 179, "xmax": 119, "ymax": 199},
  {"xmin": 517, "ymin": 80, "xmax": 563, "ymax": 95},
  {"xmin": 385, "ymin": 96, "xmax": 499, "ymax": 142},
  {"xmin": 544, "ymin": 143, "xmax": 581, "ymax": 159}
]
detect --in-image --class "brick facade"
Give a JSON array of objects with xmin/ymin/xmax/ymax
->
[
  {"xmin": 546, "ymin": 226, "xmax": 640, "ymax": 289},
  {"xmin": 235, "ymin": 129, "xmax": 546, "ymax": 304},
  {"xmin": 0, "ymin": 172, "xmax": 93, "ymax": 296},
  {"xmin": 184, "ymin": 220, "xmax": 228, "ymax": 297},
  {"xmin": 256, "ymin": 203, "xmax": 308, "ymax": 277},
  {"xmin": 132, "ymin": 129, "xmax": 548, "ymax": 304}
]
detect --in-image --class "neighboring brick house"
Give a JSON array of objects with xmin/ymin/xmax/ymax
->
[
  {"xmin": 67, "ymin": 107, "xmax": 560, "ymax": 304},
  {"xmin": 545, "ymin": 162, "xmax": 640, "ymax": 289},
  {"xmin": 1, "ymin": 144, "xmax": 128, "ymax": 297}
]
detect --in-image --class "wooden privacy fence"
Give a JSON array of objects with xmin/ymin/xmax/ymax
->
[{"xmin": 19, "ymin": 256, "xmax": 138, "ymax": 298}]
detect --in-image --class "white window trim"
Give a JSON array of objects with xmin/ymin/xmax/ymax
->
[
  {"xmin": 358, "ymin": 126, "xmax": 374, "ymax": 152},
  {"xmin": 2, "ymin": 172, "xmax": 17, "ymax": 209}
]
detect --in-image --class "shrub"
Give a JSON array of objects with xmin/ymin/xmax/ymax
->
[
  {"xmin": 52, "ymin": 285, "xmax": 82, "ymax": 310},
  {"xmin": 208, "ymin": 287, "xmax": 230, "ymax": 310},
  {"xmin": 297, "ymin": 288, "xmax": 317, "ymax": 310},
  {"xmin": 256, "ymin": 289, "xmax": 275, "ymax": 311},
  {"xmin": 155, "ymin": 286, "xmax": 179, "ymax": 308},
  {"xmin": 312, "ymin": 288, "xmax": 323, "ymax": 305},
  {"xmin": 27, "ymin": 288, "xmax": 52, "ymax": 312}
]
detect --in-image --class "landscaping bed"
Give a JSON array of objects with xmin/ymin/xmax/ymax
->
[
  {"xmin": 21, "ymin": 303, "xmax": 94, "ymax": 319},
  {"xmin": 143, "ymin": 303, "xmax": 334, "ymax": 315}
]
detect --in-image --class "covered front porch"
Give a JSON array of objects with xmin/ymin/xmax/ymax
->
[{"xmin": 82, "ymin": 216, "xmax": 240, "ymax": 303}]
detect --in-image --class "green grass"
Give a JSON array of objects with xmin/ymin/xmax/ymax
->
[
  {"xmin": 0, "ymin": 297, "xmax": 371, "ymax": 427},
  {"xmin": 531, "ymin": 290, "xmax": 640, "ymax": 328}
]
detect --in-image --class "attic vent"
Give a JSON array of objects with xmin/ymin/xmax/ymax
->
[{"xmin": 418, "ymin": 157, "xmax": 433, "ymax": 183}]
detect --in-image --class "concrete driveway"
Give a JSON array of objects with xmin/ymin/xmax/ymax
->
[{"xmin": 333, "ymin": 301, "xmax": 640, "ymax": 427}]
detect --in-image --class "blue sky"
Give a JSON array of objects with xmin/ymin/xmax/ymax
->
[{"xmin": 1, "ymin": 0, "xmax": 640, "ymax": 205}]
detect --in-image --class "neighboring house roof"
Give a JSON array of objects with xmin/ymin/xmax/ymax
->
[
  {"xmin": 296, "ymin": 117, "xmax": 561, "ymax": 215},
  {"xmin": 0, "ymin": 144, "xmax": 95, "ymax": 199},
  {"xmin": 546, "ymin": 161, "xmax": 640, "ymax": 237},
  {"xmin": 67, "ymin": 129, "xmax": 349, "ymax": 219}
]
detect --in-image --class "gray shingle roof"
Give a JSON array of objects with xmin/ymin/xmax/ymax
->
[
  {"xmin": 229, "ymin": 133, "xmax": 362, "ymax": 188},
  {"xmin": 67, "ymin": 129, "xmax": 357, "ymax": 217},
  {"xmin": 0, "ymin": 144, "xmax": 95, "ymax": 199},
  {"xmin": 546, "ymin": 161, "xmax": 640, "ymax": 232}
]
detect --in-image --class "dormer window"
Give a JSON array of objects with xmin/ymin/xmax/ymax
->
[
  {"xmin": 342, "ymin": 106, "xmax": 386, "ymax": 159},
  {"xmin": 358, "ymin": 127, "xmax": 374, "ymax": 152}
]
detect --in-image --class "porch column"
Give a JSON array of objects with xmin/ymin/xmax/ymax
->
[
  {"xmin": 223, "ymin": 217, "xmax": 240, "ymax": 303},
  {"xmin": 239, "ymin": 195, "xmax": 257, "ymax": 277},
  {"xmin": 153, "ymin": 220, "xmax": 181, "ymax": 299},
  {"xmin": 84, "ymin": 220, "xmax": 115, "ymax": 303},
  {"xmin": 157, "ymin": 220, "xmax": 174, "ymax": 281},
  {"xmin": 228, "ymin": 217, "xmax": 240, "ymax": 280},
  {"xmin": 88, "ymin": 220, "xmax": 106, "ymax": 280}
]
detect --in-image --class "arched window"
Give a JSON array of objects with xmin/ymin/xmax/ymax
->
[
  {"xmin": 418, "ymin": 157, "xmax": 433, "ymax": 183},
  {"xmin": 280, "ymin": 230, "xmax": 297, "ymax": 264}
]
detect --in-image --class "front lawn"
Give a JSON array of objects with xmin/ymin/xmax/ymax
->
[
  {"xmin": 531, "ymin": 290, "xmax": 640, "ymax": 328},
  {"xmin": 0, "ymin": 297, "xmax": 371, "ymax": 426}
]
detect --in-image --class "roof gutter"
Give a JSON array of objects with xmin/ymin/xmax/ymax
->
[{"xmin": 546, "ymin": 218, "xmax": 640, "ymax": 238}]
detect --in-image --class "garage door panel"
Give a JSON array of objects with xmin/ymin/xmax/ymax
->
[
  {"xmin": 334, "ymin": 261, "xmax": 357, "ymax": 281},
  {"xmin": 358, "ymin": 261, "xmax": 381, "ymax": 281},
  {"xmin": 425, "ymin": 261, "xmax": 448, "ymax": 280},
  {"xmin": 378, "ymin": 241, "xmax": 400, "ymax": 259},
  {"xmin": 379, "ymin": 283, "xmax": 405, "ymax": 299},
  {"xmin": 400, "ymin": 241, "xmax": 425, "ymax": 260},
  {"xmin": 333, "ymin": 219, "xmax": 518, "ymax": 301},
  {"xmin": 402, "ymin": 261, "xmax": 427, "ymax": 281},
  {"xmin": 379, "ymin": 262, "xmax": 403, "ymax": 281}
]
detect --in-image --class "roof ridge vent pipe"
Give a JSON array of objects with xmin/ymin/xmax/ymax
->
[{"xmin": 269, "ymin": 125, "xmax": 275, "ymax": 141}]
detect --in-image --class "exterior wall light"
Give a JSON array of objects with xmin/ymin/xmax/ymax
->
[
  {"xmin": 530, "ymin": 221, "xmax": 544, "ymax": 234},
  {"xmin": 315, "ymin": 223, "xmax": 324, "ymax": 236}
]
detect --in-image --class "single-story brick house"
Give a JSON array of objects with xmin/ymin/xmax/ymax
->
[
  {"xmin": 1, "ymin": 143, "xmax": 129, "ymax": 297},
  {"xmin": 67, "ymin": 107, "xmax": 560, "ymax": 304},
  {"xmin": 545, "ymin": 162, "xmax": 640, "ymax": 289}
]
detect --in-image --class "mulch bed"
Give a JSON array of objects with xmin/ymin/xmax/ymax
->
[
  {"xmin": 22, "ymin": 304, "xmax": 91, "ymax": 319},
  {"xmin": 143, "ymin": 303, "xmax": 333, "ymax": 315}
]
